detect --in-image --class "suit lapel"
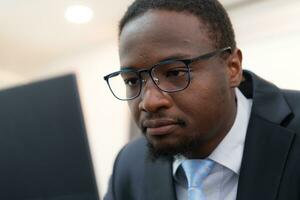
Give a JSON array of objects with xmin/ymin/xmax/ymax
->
[
  {"xmin": 237, "ymin": 71, "xmax": 296, "ymax": 200},
  {"xmin": 236, "ymin": 115, "xmax": 295, "ymax": 200},
  {"xmin": 144, "ymin": 156, "xmax": 177, "ymax": 200}
]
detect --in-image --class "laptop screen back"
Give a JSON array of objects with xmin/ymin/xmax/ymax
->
[{"xmin": 0, "ymin": 74, "xmax": 99, "ymax": 200}]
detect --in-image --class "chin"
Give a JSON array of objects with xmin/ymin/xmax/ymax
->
[{"xmin": 146, "ymin": 134, "xmax": 197, "ymax": 160}]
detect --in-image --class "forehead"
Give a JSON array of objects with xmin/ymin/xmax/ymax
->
[{"xmin": 119, "ymin": 10, "xmax": 213, "ymax": 67}]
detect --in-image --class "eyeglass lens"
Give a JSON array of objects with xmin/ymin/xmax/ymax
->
[{"xmin": 107, "ymin": 60, "xmax": 190, "ymax": 100}]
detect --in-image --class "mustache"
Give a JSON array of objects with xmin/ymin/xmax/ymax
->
[{"xmin": 139, "ymin": 113, "xmax": 186, "ymax": 133}]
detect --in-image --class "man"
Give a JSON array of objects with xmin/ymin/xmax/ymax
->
[{"xmin": 103, "ymin": 0, "xmax": 300, "ymax": 199}]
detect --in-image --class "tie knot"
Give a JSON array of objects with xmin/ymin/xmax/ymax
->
[{"xmin": 181, "ymin": 159, "xmax": 214, "ymax": 188}]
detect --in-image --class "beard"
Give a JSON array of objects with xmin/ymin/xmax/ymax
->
[
  {"xmin": 145, "ymin": 132, "xmax": 206, "ymax": 161},
  {"xmin": 139, "ymin": 114, "xmax": 221, "ymax": 161}
]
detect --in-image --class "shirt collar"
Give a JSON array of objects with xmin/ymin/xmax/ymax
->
[
  {"xmin": 208, "ymin": 88, "xmax": 252, "ymax": 174},
  {"xmin": 172, "ymin": 88, "xmax": 252, "ymax": 177}
]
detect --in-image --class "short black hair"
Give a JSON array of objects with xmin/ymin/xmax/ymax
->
[{"xmin": 119, "ymin": 0, "xmax": 236, "ymax": 50}]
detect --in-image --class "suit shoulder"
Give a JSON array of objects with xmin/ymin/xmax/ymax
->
[
  {"xmin": 113, "ymin": 137, "xmax": 148, "ymax": 175},
  {"xmin": 282, "ymin": 89, "xmax": 300, "ymax": 113},
  {"xmin": 281, "ymin": 89, "xmax": 300, "ymax": 132},
  {"xmin": 282, "ymin": 89, "xmax": 300, "ymax": 99},
  {"xmin": 118, "ymin": 137, "xmax": 148, "ymax": 161},
  {"xmin": 107, "ymin": 137, "xmax": 148, "ymax": 200}
]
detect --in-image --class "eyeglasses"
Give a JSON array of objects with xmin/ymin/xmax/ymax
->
[{"xmin": 103, "ymin": 47, "xmax": 231, "ymax": 101}]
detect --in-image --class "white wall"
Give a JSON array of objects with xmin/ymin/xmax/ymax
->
[
  {"xmin": 0, "ymin": 69, "xmax": 25, "ymax": 90},
  {"xmin": 230, "ymin": 0, "xmax": 300, "ymax": 90}
]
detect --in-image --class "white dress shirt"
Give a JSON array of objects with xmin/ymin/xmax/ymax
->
[{"xmin": 173, "ymin": 88, "xmax": 253, "ymax": 200}]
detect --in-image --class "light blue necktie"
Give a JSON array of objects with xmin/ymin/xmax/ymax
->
[{"xmin": 181, "ymin": 159, "xmax": 215, "ymax": 200}]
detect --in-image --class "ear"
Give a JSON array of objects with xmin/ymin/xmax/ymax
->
[{"xmin": 227, "ymin": 48, "xmax": 243, "ymax": 88}]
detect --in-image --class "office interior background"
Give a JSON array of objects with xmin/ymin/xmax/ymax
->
[{"xmin": 0, "ymin": 0, "xmax": 299, "ymax": 197}]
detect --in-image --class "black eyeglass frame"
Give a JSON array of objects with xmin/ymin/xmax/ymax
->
[{"xmin": 104, "ymin": 46, "xmax": 232, "ymax": 101}]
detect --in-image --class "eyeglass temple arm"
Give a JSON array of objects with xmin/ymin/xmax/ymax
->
[{"xmin": 190, "ymin": 46, "xmax": 232, "ymax": 63}]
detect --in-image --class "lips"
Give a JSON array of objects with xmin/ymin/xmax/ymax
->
[{"xmin": 142, "ymin": 118, "xmax": 179, "ymax": 136}]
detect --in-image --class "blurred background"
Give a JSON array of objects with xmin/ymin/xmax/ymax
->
[{"xmin": 0, "ymin": 0, "xmax": 299, "ymax": 198}]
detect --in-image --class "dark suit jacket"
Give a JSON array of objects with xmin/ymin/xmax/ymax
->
[{"xmin": 104, "ymin": 70, "xmax": 300, "ymax": 200}]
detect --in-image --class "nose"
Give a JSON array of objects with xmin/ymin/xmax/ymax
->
[{"xmin": 138, "ymin": 77, "xmax": 172, "ymax": 113}]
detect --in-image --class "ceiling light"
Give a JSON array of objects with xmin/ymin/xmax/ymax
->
[{"xmin": 65, "ymin": 5, "xmax": 93, "ymax": 24}]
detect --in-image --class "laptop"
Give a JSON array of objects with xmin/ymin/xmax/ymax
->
[{"xmin": 0, "ymin": 74, "xmax": 100, "ymax": 200}]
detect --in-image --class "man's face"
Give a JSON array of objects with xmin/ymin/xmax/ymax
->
[{"xmin": 119, "ymin": 10, "xmax": 242, "ymax": 158}]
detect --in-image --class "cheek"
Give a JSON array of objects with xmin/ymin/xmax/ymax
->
[
  {"xmin": 128, "ymin": 100, "xmax": 140, "ymax": 124},
  {"xmin": 176, "ymin": 71, "xmax": 230, "ymax": 130}
]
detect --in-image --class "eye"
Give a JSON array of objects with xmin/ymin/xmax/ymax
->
[
  {"xmin": 124, "ymin": 77, "xmax": 139, "ymax": 87},
  {"xmin": 165, "ymin": 67, "xmax": 188, "ymax": 78}
]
